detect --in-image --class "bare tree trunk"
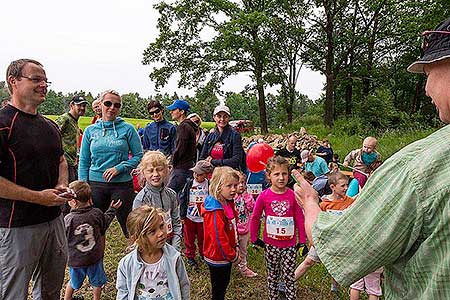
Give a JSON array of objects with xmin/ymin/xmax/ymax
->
[
  {"xmin": 324, "ymin": 1, "xmax": 335, "ymax": 127},
  {"xmin": 255, "ymin": 60, "xmax": 268, "ymax": 134}
]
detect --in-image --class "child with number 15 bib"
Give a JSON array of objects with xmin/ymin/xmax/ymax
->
[{"xmin": 250, "ymin": 156, "xmax": 306, "ymax": 300}]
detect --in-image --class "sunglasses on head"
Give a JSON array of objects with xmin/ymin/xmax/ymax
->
[
  {"xmin": 149, "ymin": 108, "xmax": 162, "ymax": 116},
  {"xmin": 103, "ymin": 101, "xmax": 122, "ymax": 109},
  {"xmin": 421, "ymin": 30, "xmax": 450, "ymax": 53}
]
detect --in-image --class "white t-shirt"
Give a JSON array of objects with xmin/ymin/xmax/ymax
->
[
  {"xmin": 136, "ymin": 256, "xmax": 173, "ymax": 300},
  {"xmin": 186, "ymin": 179, "xmax": 208, "ymax": 223}
]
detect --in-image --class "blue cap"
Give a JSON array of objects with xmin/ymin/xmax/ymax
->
[{"xmin": 167, "ymin": 99, "xmax": 190, "ymax": 112}]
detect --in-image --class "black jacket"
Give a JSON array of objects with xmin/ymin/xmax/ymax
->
[{"xmin": 199, "ymin": 125, "xmax": 246, "ymax": 172}]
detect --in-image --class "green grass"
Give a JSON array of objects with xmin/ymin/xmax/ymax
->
[
  {"xmin": 45, "ymin": 115, "xmax": 216, "ymax": 131},
  {"xmin": 46, "ymin": 115, "xmax": 438, "ymax": 299}
]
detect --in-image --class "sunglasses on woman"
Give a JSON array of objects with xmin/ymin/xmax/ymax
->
[{"xmin": 103, "ymin": 101, "xmax": 122, "ymax": 109}]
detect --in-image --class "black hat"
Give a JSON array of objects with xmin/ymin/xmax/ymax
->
[
  {"xmin": 408, "ymin": 18, "xmax": 450, "ymax": 73},
  {"xmin": 71, "ymin": 95, "xmax": 88, "ymax": 105}
]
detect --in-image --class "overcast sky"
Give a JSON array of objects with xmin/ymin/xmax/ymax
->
[{"xmin": 0, "ymin": 0, "xmax": 324, "ymax": 101}]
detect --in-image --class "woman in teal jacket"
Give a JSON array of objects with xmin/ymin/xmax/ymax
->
[{"xmin": 79, "ymin": 90, "xmax": 143, "ymax": 237}]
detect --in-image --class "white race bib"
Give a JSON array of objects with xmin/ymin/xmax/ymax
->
[
  {"xmin": 247, "ymin": 184, "xmax": 263, "ymax": 196},
  {"xmin": 266, "ymin": 216, "xmax": 294, "ymax": 240},
  {"xmin": 163, "ymin": 211, "xmax": 173, "ymax": 235}
]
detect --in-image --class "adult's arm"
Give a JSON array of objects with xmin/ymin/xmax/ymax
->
[
  {"xmin": 211, "ymin": 131, "xmax": 243, "ymax": 169},
  {"xmin": 292, "ymin": 169, "xmax": 321, "ymax": 244},
  {"xmin": 78, "ymin": 127, "xmax": 92, "ymax": 181},
  {"xmin": 142, "ymin": 125, "xmax": 151, "ymax": 150},
  {"xmin": 199, "ymin": 133, "xmax": 213, "ymax": 160},
  {"xmin": 0, "ymin": 176, "xmax": 67, "ymax": 206},
  {"xmin": 169, "ymin": 123, "xmax": 177, "ymax": 155},
  {"xmin": 55, "ymin": 155, "xmax": 68, "ymax": 189},
  {"xmin": 293, "ymin": 160, "xmax": 423, "ymax": 285},
  {"xmin": 343, "ymin": 149, "xmax": 358, "ymax": 167},
  {"xmin": 114, "ymin": 126, "xmax": 144, "ymax": 175}
]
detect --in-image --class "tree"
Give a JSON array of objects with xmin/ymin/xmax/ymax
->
[{"xmin": 143, "ymin": 0, "xmax": 286, "ymax": 134}]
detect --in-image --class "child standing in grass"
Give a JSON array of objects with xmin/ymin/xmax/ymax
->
[
  {"xmin": 133, "ymin": 151, "xmax": 182, "ymax": 251},
  {"xmin": 250, "ymin": 156, "xmax": 306, "ymax": 300},
  {"xmin": 181, "ymin": 160, "xmax": 214, "ymax": 269},
  {"xmin": 201, "ymin": 166, "xmax": 240, "ymax": 300},
  {"xmin": 235, "ymin": 172, "xmax": 258, "ymax": 278},
  {"xmin": 64, "ymin": 180, "xmax": 122, "ymax": 300},
  {"xmin": 116, "ymin": 205, "xmax": 190, "ymax": 299},
  {"xmin": 295, "ymin": 171, "xmax": 355, "ymax": 297}
]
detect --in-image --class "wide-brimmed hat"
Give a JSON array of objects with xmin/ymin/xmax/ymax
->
[{"xmin": 407, "ymin": 18, "xmax": 450, "ymax": 73}]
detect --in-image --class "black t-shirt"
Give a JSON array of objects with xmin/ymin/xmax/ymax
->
[
  {"xmin": 0, "ymin": 105, "xmax": 63, "ymax": 227},
  {"xmin": 276, "ymin": 148, "xmax": 301, "ymax": 169},
  {"xmin": 276, "ymin": 148, "xmax": 302, "ymax": 188}
]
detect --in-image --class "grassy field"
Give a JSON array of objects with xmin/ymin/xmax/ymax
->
[
  {"xmin": 45, "ymin": 115, "xmax": 216, "ymax": 131},
  {"xmin": 46, "ymin": 115, "xmax": 439, "ymax": 299}
]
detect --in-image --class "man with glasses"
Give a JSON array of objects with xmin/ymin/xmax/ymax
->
[
  {"xmin": 293, "ymin": 17, "xmax": 450, "ymax": 300},
  {"xmin": 142, "ymin": 100, "xmax": 176, "ymax": 156},
  {"xmin": 0, "ymin": 59, "xmax": 68, "ymax": 300},
  {"xmin": 56, "ymin": 95, "xmax": 87, "ymax": 183}
]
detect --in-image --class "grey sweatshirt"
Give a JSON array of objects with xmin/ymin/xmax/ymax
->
[{"xmin": 133, "ymin": 184, "xmax": 182, "ymax": 251}]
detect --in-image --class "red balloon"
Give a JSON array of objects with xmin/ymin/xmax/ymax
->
[{"xmin": 246, "ymin": 143, "xmax": 274, "ymax": 172}]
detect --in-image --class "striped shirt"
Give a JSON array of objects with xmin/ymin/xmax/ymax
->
[{"xmin": 313, "ymin": 124, "xmax": 450, "ymax": 299}]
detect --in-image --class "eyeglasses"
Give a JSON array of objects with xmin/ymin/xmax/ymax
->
[
  {"xmin": 421, "ymin": 30, "xmax": 450, "ymax": 52},
  {"xmin": 149, "ymin": 108, "xmax": 161, "ymax": 116},
  {"xmin": 20, "ymin": 76, "xmax": 52, "ymax": 86},
  {"xmin": 103, "ymin": 101, "xmax": 122, "ymax": 109}
]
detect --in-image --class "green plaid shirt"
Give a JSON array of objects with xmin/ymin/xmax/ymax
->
[
  {"xmin": 313, "ymin": 125, "xmax": 450, "ymax": 299},
  {"xmin": 55, "ymin": 112, "xmax": 79, "ymax": 167}
]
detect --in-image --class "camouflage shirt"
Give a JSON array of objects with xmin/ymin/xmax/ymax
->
[{"xmin": 55, "ymin": 112, "xmax": 79, "ymax": 166}]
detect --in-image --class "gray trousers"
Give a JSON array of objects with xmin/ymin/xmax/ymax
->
[{"xmin": 0, "ymin": 215, "xmax": 68, "ymax": 300}]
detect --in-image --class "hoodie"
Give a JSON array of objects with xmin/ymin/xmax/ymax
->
[
  {"xmin": 172, "ymin": 118, "xmax": 197, "ymax": 169},
  {"xmin": 201, "ymin": 195, "xmax": 238, "ymax": 266},
  {"xmin": 78, "ymin": 117, "xmax": 143, "ymax": 183},
  {"xmin": 133, "ymin": 184, "xmax": 182, "ymax": 251},
  {"xmin": 116, "ymin": 244, "xmax": 190, "ymax": 300}
]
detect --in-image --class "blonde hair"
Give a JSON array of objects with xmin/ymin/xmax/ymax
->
[
  {"xmin": 68, "ymin": 180, "xmax": 91, "ymax": 203},
  {"xmin": 127, "ymin": 205, "xmax": 165, "ymax": 253},
  {"xmin": 99, "ymin": 89, "xmax": 121, "ymax": 102},
  {"xmin": 265, "ymin": 156, "xmax": 289, "ymax": 174},
  {"xmin": 327, "ymin": 171, "xmax": 348, "ymax": 186},
  {"xmin": 139, "ymin": 151, "xmax": 169, "ymax": 171},
  {"xmin": 209, "ymin": 166, "xmax": 239, "ymax": 200}
]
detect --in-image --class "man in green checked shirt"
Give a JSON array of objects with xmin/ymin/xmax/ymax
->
[
  {"xmin": 293, "ymin": 17, "xmax": 450, "ymax": 300},
  {"xmin": 55, "ymin": 95, "xmax": 87, "ymax": 183}
]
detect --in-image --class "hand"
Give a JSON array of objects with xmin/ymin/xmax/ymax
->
[
  {"xmin": 110, "ymin": 199, "xmax": 122, "ymax": 209},
  {"xmin": 296, "ymin": 243, "xmax": 309, "ymax": 257},
  {"xmin": 342, "ymin": 162, "xmax": 349, "ymax": 167},
  {"xmin": 103, "ymin": 167, "xmax": 119, "ymax": 182},
  {"xmin": 36, "ymin": 189, "xmax": 69, "ymax": 206},
  {"xmin": 291, "ymin": 169, "xmax": 319, "ymax": 208},
  {"xmin": 235, "ymin": 252, "xmax": 241, "ymax": 265},
  {"xmin": 130, "ymin": 168, "xmax": 140, "ymax": 176},
  {"xmin": 253, "ymin": 238, "xmax": 265, "ymax": 248},
  {"xmin": 205, "ymin": 156, "xmax": 213, "ymax": 163}
]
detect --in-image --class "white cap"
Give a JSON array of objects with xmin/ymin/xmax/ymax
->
[{"xmin": 213, "ymin": 105, "xmax": 231, "ymax": 116}]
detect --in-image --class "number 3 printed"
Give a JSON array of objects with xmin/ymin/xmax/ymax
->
[{"xmin": 74, "ymin": 223, "xmax": 96, "ymax": 252}]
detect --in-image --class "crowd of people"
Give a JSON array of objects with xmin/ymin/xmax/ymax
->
[{"xmin": 1, "ymin": 16, "xmax": 450, "ymax": 300}]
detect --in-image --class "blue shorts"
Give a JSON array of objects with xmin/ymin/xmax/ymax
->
[{"xmin": 69, "ymin": 259, "xmax": 107, "ymax": 289}]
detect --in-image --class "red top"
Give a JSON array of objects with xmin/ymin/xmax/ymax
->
[{"xmin": 210, "ymin": 142, "xmax": 224, "ymax": 160}]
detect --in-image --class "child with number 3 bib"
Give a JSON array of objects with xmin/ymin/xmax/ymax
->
[{"xmin": 250, "ymin": 156, "xmax": 306, "ymax": 300}]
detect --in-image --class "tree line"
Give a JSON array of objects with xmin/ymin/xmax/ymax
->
[{"xmin": 142, "ymin": 0, "xmax": 449, "ymax": 133}]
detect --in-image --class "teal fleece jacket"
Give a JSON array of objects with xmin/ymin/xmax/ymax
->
[{"xmin": 78, "ymin": 117, "xmax": 143, "ymax": 183}]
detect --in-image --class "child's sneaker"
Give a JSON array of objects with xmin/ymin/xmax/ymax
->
[
  {"xmin": 240, "ymin": 267, "xmax": 258, "ymax": 278},
  {"xmin": 186, "ymin": 257, "xmax": 198, "ymax": 269}
]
